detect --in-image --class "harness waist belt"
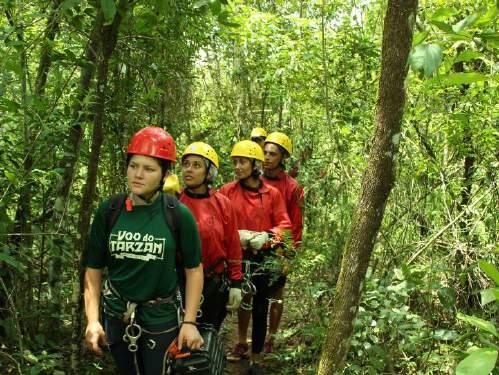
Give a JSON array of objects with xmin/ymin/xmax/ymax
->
[{"xmin": 105, "ymin": 279, "xmax": 177, "ymax": 307}]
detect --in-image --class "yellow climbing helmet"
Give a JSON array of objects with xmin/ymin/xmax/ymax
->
[
  {"xmin": 230, "ymin": 140, "xmax": 264, "ymax": 162},
  {"xmin": 250, "ymin": 127, "xmax": 267, "ymax": 139},
  {"xmin": 182, "ymin": 142, "xmax": 219, "ymax": 168},
  {"xmin": 265, "ymin": 132, "xmax": 292, "ymax": 156}
]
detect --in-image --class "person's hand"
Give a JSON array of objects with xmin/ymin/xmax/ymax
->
[
  {"xmin": 238, "ymin": 230, "xmax": 257, "ymax": 250},
  {"xmin": 226, "ymin": 288, "xmax": 242, "ymax": 311},
  {"xmin": 249, "ymin": 232, "xmax": 270, "ymax": 250},
  {"xmin": 85, "ymin": 321, "xmax": 107, "ymax": 356},
  {"xmin": 178, "ymin": 323, "xmax": 204, "ymax": 351}
]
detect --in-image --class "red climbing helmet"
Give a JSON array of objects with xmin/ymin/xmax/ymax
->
[{"xmin": 127, "ymin": 126, "xmax": 176, "ymax": 162}]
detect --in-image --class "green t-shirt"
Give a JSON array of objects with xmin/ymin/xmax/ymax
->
[{"xmin": 85, "ymin": 193, "xmax": 201, "ymax": 325}]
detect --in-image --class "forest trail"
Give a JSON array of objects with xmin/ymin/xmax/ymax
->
[{"xmin": 221, "ymin": 310, "xmax": 288, "ymax": 374}]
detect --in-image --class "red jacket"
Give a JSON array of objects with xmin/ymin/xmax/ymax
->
[
  {"xmin": 263, "ymin": 170, "xmax": 304, "ymax": 244},
  {"xmin": 219, "ymin": 180, "xmax": 292, "ymax": 243},
  {"xmin": 180, "ymin": 189, "xmax": 242, "ymax": 282}
]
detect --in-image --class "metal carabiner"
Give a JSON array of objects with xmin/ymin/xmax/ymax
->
[
  {"xmin": 241, "ymin": 280, "xmax": 256, "ymax": 295},
  {"xmin": 123, "ymin": 322, "xmax": 142, "ymax": 353}
]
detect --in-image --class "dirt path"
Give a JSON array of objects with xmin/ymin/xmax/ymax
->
[{"xmin": 220, "ymin": 312, "xmax": 284, "ymax": 374}]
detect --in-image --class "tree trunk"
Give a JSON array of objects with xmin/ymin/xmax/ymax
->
[
  {"xmin": 452, "ymin": 58, "xmax": 477, "ymax": 309},
  {"xmin": 69, "ymin": 2, "xmax": 130, "ymax": 369},
  {"xmin": 47, "ymin": 0, "xmax": 129, "ymax": 340},
  {"xmin": 317, "ymin": 0, "xmax": 418, "ymax": 373},
  {"xmin": 260, "ymin": 89, "xmax": 267, "ymax": 128},
  {"xmin": 3, "ymin": 8, "xmax": 30, "ymax": 347}
]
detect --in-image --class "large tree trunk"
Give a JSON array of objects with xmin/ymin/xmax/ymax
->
[{"xmin": 318, "ymin": 0, "xmax": 418, "ymax": 373}]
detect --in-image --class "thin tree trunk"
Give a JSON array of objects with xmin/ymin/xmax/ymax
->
[
  {"xmin": 321, "ymin": 0, "xmax": 331, "ymax": 128},
  {"xmin": 4, "ymin": 7, "xmax": 30, "ymax": 345},
  {"xmin": 46, "ymin": 9, "xmax": 102, "ymax": 335},
  {"xmin": 69, "ymin": 1, "xmax": 130, "ymax": 370},
  {"xmin": 452, "ymin": 58, "xmax": 476, "ymax": 309},
  {"xmin": 35, "ymin": 0, "xmax": 62, "ymax": 95},
  {"xmin": 318, "ymin": 0, "xmax": 418, "ymax": 373},
  {"xmin": 260, "ymin": 90, "xmax": 267, "ymax": 128}
]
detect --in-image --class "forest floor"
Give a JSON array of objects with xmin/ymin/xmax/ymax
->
[
  {"xmin": 220, "ymin": 275, "xmax": 316, "ymax": 375},
  {"xmin": 221, "ymin": 312, "xmax": 285, "ymax": 375}
]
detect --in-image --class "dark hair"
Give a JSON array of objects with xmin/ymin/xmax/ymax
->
[
  {"xmin": 251, "ymin": 136, "xmax": 266, "ymax": 143},
  {"xmin": 277, "ymin": 145, "xmax": 289, "ymax": 158},
  {"xmin": 251, "ymin": 159, "xmax": 261, "ymax": 178}
]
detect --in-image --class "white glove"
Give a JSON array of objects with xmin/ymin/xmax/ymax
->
[
  {"xmin": 249, "ymin": 232, "xmax": 270, "ymax": 250},
  {"xmin": 226, "ymin": 288, "xmax": 242, "ymax": 311},
  {"xmin": 238, "ymin": 230, "xmax": 257, "ymax": 250}
]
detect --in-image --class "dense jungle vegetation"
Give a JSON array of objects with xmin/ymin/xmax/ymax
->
[{"xmin": 0, "ymin": 0, "xmax": 497, "ymax": 373}]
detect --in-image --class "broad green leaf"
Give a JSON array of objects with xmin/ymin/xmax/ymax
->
[
  {"xmin": 457, "ymin": 313, "xmax": 498, "ymax": 337},
  {"xmin": 193, "ymin": 0, "xmax": 209, "ymax": 9},
  {"xmin": 413, "ymin": 30, "xmax": 429, "ymax": 46},
  {"xmin": 479, "ymin": 32, "xmax": 499, "ymax": 48},
  {"xmin": 452, "ymin": 14, "xmax": 478, "ymax": 33},
  {"xmin": 0, "ymin": 252, "xmax": 25, "ymax": 272},
  {"xmin": 4, "ymin": 170, "xmax": 17, "ymax": 184},
  {"xmin": 437, "ymin": 287, "xmax": 456, "ymax": 309},
  {"xmin": 456, "ymin": 348, "xmax": 498, "ymax": 375},
  {"xmin": 101, "ymin": 0, "xmax": 116, "ymax": 25},
  {"xmin": 61, "ymin": 0, "xmax": 79, "ymax": 11},
  {"xmin": 209, "ymin": 0, "xmax": 222, "ymax": 15},
  {"xmin": 480, "ymin": 288, "xmax": 499, "ymax": 305},
  {"xmin": 439, "ymin": 72, "xmax": 488, "ymax": 86},
  {"xmin": 475, "ymin": 5, "xmax": 498, "ymax": 26},
  {"xmin": 452, "ymin": 113, "xmax": 468, "ymax": 123},
  {"xmin": 430, "ymin": 7, "xmax": 457, "ymax": 21},
  {"xmin": 0, "ymin": 98, "xmax": 20, "ymax": 112},
  {"xmin": 430, "ymin": 20, "xmax": 454, "ymax": 34},
  {"xmin": 479, "ymin": 261, "xmax": 499, "ymax": 285},
  {"xmin": 408, "ymin": 44, "xmax": 443, "ymax": 77},
  {"xmin": 433, "ymin": 329, "xmax": 458, "ymax": 341},
  {"xmin": 454, "ymin": 51, "xmax": 483, "ymax": 63},
  {"xmin": 54, "ymin": 197, "xmax": 65, "ymax": 212}
]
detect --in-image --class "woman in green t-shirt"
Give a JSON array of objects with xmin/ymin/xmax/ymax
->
[{"xmin": 83, "ymin": 126, "xmax": 204, "ymax": 374}]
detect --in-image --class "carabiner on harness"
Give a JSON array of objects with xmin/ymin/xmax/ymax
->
[
  {"xmin": 123, "ymin": 303, "xmax": 142, "ymax": 353},
  {"xmin": 240, "ymin": 260, "xmax": 257, "ymax": 311}
]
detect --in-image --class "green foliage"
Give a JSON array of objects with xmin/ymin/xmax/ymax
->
[
  {"xmin": 455, "ymin": 262, "xmax": 499, "ymax": 374},
  {"xmin": 408, "ymin": 44, "xmax": 443, "ymax": 77},
  {"xmin": 101, "ymin": 0, "xmax": 117, "ymax": 25},
  {"xmin": 456, "ymin": 348, "xmax": 498, "ymax": 375}
]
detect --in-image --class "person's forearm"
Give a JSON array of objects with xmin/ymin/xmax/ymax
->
[
  {"xmin": 183, "ymin": 264, "xmax": 203, "ymax": 322},
  {"xmin": 84, "ymin": 268, "xmax": 103, "ymax": 323}
]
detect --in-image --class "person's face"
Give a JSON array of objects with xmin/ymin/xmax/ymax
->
[
  {"xmin": 127, "ymin": 154, "xmax": 163, "ymax": 197},
  {"xmin": 232, "ymin": 157, "xmax": 253, "ymax": 180},
  {"xmin": 182, "ymin": 155, "xmax": 207, "ymax": 188},
  {"xmin": 263, "ymin": 143, "xmax": 283, "ymax": 171},
  {"xmin": 251, "ymin": 137, "xmax": 265, "ymax": 150}
]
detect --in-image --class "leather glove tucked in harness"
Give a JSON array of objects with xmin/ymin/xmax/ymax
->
[
  {"xmin": 226, "ymin": 288, "xmax": 242, "ymax": 311},
  {"xmin": 249, "ymin": 232, "xmax": 270, "ymax": 250}
]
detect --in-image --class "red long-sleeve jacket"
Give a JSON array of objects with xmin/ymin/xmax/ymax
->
[
  {"xmin": 263, "ymin": 170, "xmax": 304, "ymax": 245},
  {"xmin": 219, "ymin": 180, "xmax": 292, "ymax": 243},
  {"xmin": 179, "ymin": 189, "xmax": 242, "ymax": 282}
]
